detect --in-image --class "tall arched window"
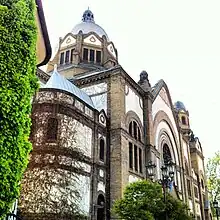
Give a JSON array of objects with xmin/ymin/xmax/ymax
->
[
  {"xmin": 47, "ymin": 118, "xmax": 58, "ymax": 141},
  {"xmin": 99, "ymin": 139, "xmax": 105, "ymax": 161},
  {"xmin": 163, "ymin": 144, "xmax": 172, "ymax": 164},
  {"xmin": 97, "ymin": 194, "xmax": 105, "ymax": 220}
]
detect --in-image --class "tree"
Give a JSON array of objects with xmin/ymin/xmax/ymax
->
[
  {"xmin": 113, "ymin": 180, "xmax": 165, "ymax": 220},
  {"xmin": 113, "ymin": 180, "xmax": 192, "ymax": 220},
  {"xmin": 158, "ymin": 194, "xmax": 192, "ymax": 220},
  {"xmin": 206, "ymin": 151, "xmax": 220, "ymax": 216},
  {"xmin": 0, "ymin": 0, "xmax": 38, "ymax": 218}
]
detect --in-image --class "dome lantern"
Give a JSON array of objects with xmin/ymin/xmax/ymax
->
[
  {"xmin": 71, "ymin": 8, "xmax": 109, "ymax": 41},
  {"xmin": 82, "ymin": 9, "xmax": 95, "ymax": 23}
]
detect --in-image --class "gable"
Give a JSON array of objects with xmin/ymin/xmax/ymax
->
[
  {"xmin": 107, "ymin": 43, "xmax": 117, "ymax": 58},
  {"xmin": 84, "ymin": 34, "xmax": 102, "ymax": 46},
  {"xmin": 60, "ymin": 34, "xmax": 76, "ymax": 49}
]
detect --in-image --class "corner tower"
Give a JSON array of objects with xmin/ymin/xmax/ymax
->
[
  {"xmin": 174, "ymin": 101, "xmax": 190, "ymax": 135},
  {"xmin": 47, "ymin": 9, "xmax": 118, "ymax": 77}
]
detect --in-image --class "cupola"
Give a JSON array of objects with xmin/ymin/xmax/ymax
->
[{"xmin": 46, "ymin": 9, "xmax": 118, "ymax": 76}]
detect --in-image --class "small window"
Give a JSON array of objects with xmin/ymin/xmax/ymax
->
[
  {"xmin": 99, "ymin": 139, "xmax": 105, "ymax": 161},
  {"xmin": 70, "ymin": 48, "xmax": 75, "ymax": 62},
  {"xmin": 133, "ymin": 121, "xmax": 137, "ymax": 140},
  {"xmin": 60, "ymin": 52, "xmax": 64, "ymax": 65},
  {"xmin": 181, "ymin": 116, "xmax": 186, "ymax": 125},
  {"xmin": 89, "ymin": 49, "xmax": 95, "ymax": 62},
  {"xmin": 83, "ymin": 48, "xmax": 88, "ymax": 61},
  {"xmin": 139, "ymin": 148, "xmax": 142, "ymax": 173},
  {"xmin": 96, "ymin": 51, "xmax": 101, "ymax": 63},
  {"xmin": 65, "ymin": 50, "xmax": 70, "ymax": 63},
  {"xmin": 134, "ymin": 145, "xmax": 138, "ymax": 171},
  {"xmin": 47, "ymin": 118, "xmax": 58, "ymax": 141},
  {"xmin": 129, "ymin": 142, "xmax": 133, "ymax": 169},
  {"xmin": 129, "ymin": 122, "xmax": 133, "ymax": 136}
]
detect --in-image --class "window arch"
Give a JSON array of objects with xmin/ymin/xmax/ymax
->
[
  {"xmin": 47, "ymin": 118, "xmax": 58, "ymax": 141},
  {"xmin": 99, "ymin": 139, "xmax": 105, "ymax": 161},
  {"xmin": 163, "ymin": 144, "xmax": 172, "ymax": 164}
]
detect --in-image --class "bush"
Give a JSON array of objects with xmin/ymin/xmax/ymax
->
[
  {"xmin": 0, "ymin": 0, "xmax": 38, "ymax": 217},
  {"xmin": 113, "ymin": 180, "xmax": 193, "ymax": 220}
]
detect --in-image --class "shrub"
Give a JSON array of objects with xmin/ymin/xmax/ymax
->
[{"xmin": 0, "ymin": 0, "xmax": 38, "ymax": 217}]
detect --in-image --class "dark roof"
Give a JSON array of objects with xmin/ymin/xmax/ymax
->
[
  {"xmin": 174, "ymin": 101, "xmax": 187, "ymax": 111},
  {"xmin": 36, "ymin": 0, "xmax": 52, "ymax": 67}
]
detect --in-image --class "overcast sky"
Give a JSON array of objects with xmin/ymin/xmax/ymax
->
[{"xmin": 42, "ymin": 0, "xmax": 220, "ymax": 161}]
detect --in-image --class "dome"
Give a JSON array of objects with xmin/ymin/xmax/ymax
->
[
  {"xmin": 71, "ymin": 9, "xmax": 109, "ymax": 41},
  {"xmin": 174, "ymin": 101, "xmax": 186, "ymax": 111}
]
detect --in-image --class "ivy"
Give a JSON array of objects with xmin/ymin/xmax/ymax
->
[{"xmin": 0, "ymin": 0, "xmax": 38, "ymax": 218}]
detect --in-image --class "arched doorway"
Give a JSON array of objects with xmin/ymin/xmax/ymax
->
[{"xmin": 97, "ymin": 194, "xmax": 105, "ymax": 220}]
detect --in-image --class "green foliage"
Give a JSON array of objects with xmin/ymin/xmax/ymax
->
[
  {"xmin": 157, "ymin": 194, "xmax": 192, "ymax": 220},
  {"xmin": 113, "ymin": 180, "xmax": 165, "ymax": 220},
  {"xmin": 113, "ymin": 180, "xmax": 193, "ymax": 220},
  {"xmin": 0, "ymin": 0, "xmax": 38, "ymax": 217},
  {"xmin": 206, "ymin": 151, "xmax": 220, "ymax": 216}
]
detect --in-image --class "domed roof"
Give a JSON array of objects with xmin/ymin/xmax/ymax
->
[
  {"xmin": 174, "ymin": 101, "xmax": 186, "ymax": 111},
  {"xmin": 71, "ymin": 9, "xmax": 109, "ymax": 41}
]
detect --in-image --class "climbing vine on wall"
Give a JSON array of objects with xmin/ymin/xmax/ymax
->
[{"xmin": 0, "ymin": 0, "xmax": 38, "ymax": 218}]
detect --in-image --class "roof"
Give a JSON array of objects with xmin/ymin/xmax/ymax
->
[
  {"xmin": 174, "ymin": 101, "xmax": 187, "ymax": 111},
  {"xmin": 36, "ymin": 0, "xmax": 52, "ymax": 67},
  {"xmin": 71, "ymin": 9, "xmax": 109, "ymax": 41},
  {"xmin": 44, "ymin": 67, "xmax": 95, "ymax": 108}
]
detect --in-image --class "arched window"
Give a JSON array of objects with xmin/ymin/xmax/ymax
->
[
  {"xmin": 133, "ymin": 121, "xmax": 137, "ymax": 140},
  {"xmin": 129, "ymin": 122, "xmax": 133, "ymax": 136},
  {"xmin": 181, "ymin": 116, "xmax": 186, "ymax": 125},
  {"xmin": 47, "ymin": 118, "xmax": 58, "ymax": 141},
  {"xmin": 128, "ymin": 120, "xmax": 142, "ymax": 142},
  {"xmin": 163, "ymin": 144, "xmax": 172, "ymax": 164},
  {"xmin": 97, "ymin": 194, "xmax": 105, "ymax": 220},
  {"xmin": 99, "ymin": 139, "xmax": 105, "ymax": 161}
]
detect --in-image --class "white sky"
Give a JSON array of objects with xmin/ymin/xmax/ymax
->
[{"xmin": 42, "ymin": 0, "xmax": 220, "ymax": 160}]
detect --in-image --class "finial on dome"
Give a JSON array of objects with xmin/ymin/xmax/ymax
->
[{"xmin": 82, "ymin": 8, "xmax": 94, "ymax": 23}]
